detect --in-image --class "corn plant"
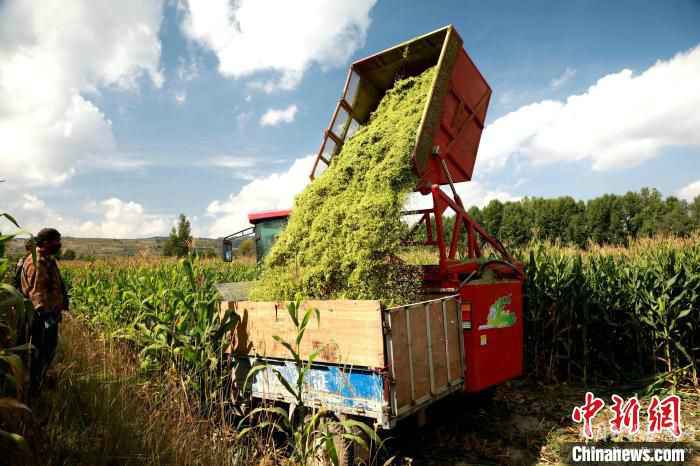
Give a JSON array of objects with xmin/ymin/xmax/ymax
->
[
  {"xmin": 522, "ymin": 234, "xmax": 699, "ymax": 390},
  {"xmin": 239, "ymin": 298, "xmax": 383, "ymax": 465},
  {"xmin": 0, "ymin": 212, "xmax": 33, "ymax": 453}
]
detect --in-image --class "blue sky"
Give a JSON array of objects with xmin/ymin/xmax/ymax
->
[{"xmin": 1, "ymin": 0, "xmax": 699, "ymax": 238}]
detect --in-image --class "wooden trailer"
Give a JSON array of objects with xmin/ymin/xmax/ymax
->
[{"xmin": 221, "ymin": 295, "xmax": 465, "ymax": 429}]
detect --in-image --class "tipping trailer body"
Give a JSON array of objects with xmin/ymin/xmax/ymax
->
[{"xmin": 311, "ymin": 25, "xmax": 491, "ymax": 195}]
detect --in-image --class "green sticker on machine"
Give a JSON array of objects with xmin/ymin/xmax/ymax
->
[{"xmin": 479, "ymin": 295, "xmax": 516, "ymax": 329}]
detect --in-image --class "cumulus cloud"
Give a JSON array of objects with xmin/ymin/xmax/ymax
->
[
  {"xmin": 550, "ymin": 67, "xmax": 576, "ymax": 88},
  {"xmin": 206, "ymin": 155, "xmax": 315, "ymax": 237},
  {"xmin": 5, "ymin": 192, "xmax": 172, "ymax": 239},
  {"xmin": 677, "ymin": 180, "xmax": 700, "ymax": 201},
  {"xmin": 0, "ymin": 0, "xmax": 165, "ymax": 186},
  {"xmin": 260, "ymin": 105, "xmax": 298, "ymax": 127},
  {"xmin": 406, "ymin": 181, "xmax": 520, "ymax": 212},
  {"xmin": 22, "ymin": 194, "xmax": 46, "ymax": 211},
  {"xmin": 180, "ymin": 0, "xmax": 376, "ymax": 91},
  {"xmin": 479, "ymin": 44, "xmax": 700, "ymax": 172},
  {"xmin": 78, "ymin": 198, "xmax": 171, "ymax": 238}
]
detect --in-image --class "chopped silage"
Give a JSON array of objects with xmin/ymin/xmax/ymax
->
[{"xmin": 250, "ymin": 67, "xmax": 436, "ymax": 304}]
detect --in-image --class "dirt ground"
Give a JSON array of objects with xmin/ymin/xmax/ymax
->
[{"xmin": 387, "ymin": 381, "xmax": 700, "ymax": 465}]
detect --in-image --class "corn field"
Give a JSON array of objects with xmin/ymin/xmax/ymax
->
[
  {"xmin": 523, "ymin": 235, "xmax": 700, "ymax": 388},
  {"xmin": 58, "ymin": 235, "xmax": 700, "ymax": 397},
  {"xmin": 61, "ymin": 257, "xmax": 257, "ymax": 411}
]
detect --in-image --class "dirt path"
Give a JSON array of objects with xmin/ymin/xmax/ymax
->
[{"xmin": 389, "ymin": 382, "xmax": 699, "ymax": 465}]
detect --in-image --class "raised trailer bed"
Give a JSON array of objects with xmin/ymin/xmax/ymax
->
[{"xmin": 221, "ymin": 295, "xmax": 464, "ymax": 429}]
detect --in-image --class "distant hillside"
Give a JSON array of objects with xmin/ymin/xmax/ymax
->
[{"xmin": 5, "ymin": 236, "xmax": 221, "ymax": 259}]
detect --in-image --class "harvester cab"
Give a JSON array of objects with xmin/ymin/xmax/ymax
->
[
  {"xmin": 222, "ymin": 209, "xmax": 290, "ymax": 263},
  {"xmin": 311, "ymin": 24, "xmax": 525, "ymax": 392}
]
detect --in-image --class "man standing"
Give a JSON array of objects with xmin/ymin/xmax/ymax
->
[{"xmin": 19, "ymin": 228, "xmax": 69, "ymax": 392}]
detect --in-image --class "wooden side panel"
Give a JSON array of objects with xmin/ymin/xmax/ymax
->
[
  {"xmin": 388, "ymin": 309, "xmax": 411, "ymax": 410},
  {"xmin": 388, "ymin": 296, "xmax": 464, "ymax": 416},
  {"xmin": 409, "ymin": 304, "xmax": 430, "ymax": 402},
  {"xmin": 429, "ymin": 301, "xmax": 449, "ymax": 390},
  {"xmin": 229, "ymin": 300, "xmax": 384, "ymax": 368},
  {"xmin": 445, "ymin": 299, "xmax": 462, "ymax": 383}
]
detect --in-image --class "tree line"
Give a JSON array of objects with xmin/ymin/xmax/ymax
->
[{"xmin": 416, "ymin": 187, "xmax": 700, "ymax": 249}]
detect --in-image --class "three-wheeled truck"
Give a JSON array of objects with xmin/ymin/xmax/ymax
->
[{"xmin": 220, "ymin": 23, "xmax": 525, "ymax": 450}]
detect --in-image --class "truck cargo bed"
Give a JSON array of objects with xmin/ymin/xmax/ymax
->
[{"xmin": 222, "ymin": 295, "xmax": 464, "ymax": 428}]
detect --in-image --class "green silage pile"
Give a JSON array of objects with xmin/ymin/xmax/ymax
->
[{"xmin": 250, "ymin": 67, "xmax": 436, "ymax": 304}]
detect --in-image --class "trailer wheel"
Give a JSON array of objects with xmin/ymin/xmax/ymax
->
[
  {"xmin": 331, "ymin": 425, "xmax": 354, "ymax": 466},
  {"xmin": 311, "ymin": 414, "xmax": 371, "ymax": 466}
]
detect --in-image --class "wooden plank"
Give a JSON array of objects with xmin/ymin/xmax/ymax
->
[
  {"xmin": 445, "ymin": 298, "xmax": 463, "ymax": 383},
  {"xmin": 429, "ymin": 301, "xmax": 449, "ymax": 390},
  {"xmin": 408, "ymin": 303, "xmax": 430, "ymax": 401},
  {"xmin": 389, "ymin": 308, "xmax": 412, "ymax": 411},
  {"xmin": 228, "ymin": 300, "xmax": 385, "ymax": 368}
]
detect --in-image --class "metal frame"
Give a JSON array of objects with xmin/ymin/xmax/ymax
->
[
  {"xmin": 222, "ymin": 226, "xmax": 255, "ymax": 244},
  {"xmin": 401, "ymin": 182, "xmax": 522, "ymax": 289}
]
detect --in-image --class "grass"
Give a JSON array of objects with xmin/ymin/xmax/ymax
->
[{"xmin": 32, "ymin": 313, "xmax": 268, "ymax": 466}]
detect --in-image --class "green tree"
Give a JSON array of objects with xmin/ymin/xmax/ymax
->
[
  {"xmin": 238, "ymin": 238, "xmax": 255, "ymax": 257},
  {"xmin": 163, "ymin": 214, "xmax": 193, "ymax": 257},
  {"xmin": 481, "ymin": 199, "xmax": 504, "ymax": 237},
  {"xmin": 689, "ymin": 196, "xmax": 700, "ymax": 229},
  {"xmin": 637, "ymin": 188, "xmax": 666, "ymax": 237},
  {"xmin": 60, "ymin": 249, "xmax": 76, "ymax": 260},
  {"xmin": 660, "ymin": 196, "xmax": 693, "ymax": 236},
  {"xmin": 499, "ymin": 202, "xmax": 530, "ymax": 247}
]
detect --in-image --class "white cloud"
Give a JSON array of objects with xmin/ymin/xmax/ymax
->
[
  {"xmin": 174, "ymin": 91, "xmax": 187, "ymax": 104},
  {"xmin": 22, "ymin": 194, "xmax": 45, "ymax": 211},
  {"xmin": 206, "ymin": 155, "xmax": 315, "ymax": 236},
  {"xmin": 85, "ymin": 157, "xmax": 153, "ymax": 171},
  {"xmin": 479, "ymin": 45, "xmax": 700, "ymax": 172},
  {"xmin": 677, "ymin": 180, "xmax": 700, "ymax": 201},
  {"xmin": 77, "ymin": 198, "xmax": 170, "ymax": 238},
  {"xmin": 5, "ymin": 191, "xmax": 171, "ymax": 239},
  {"xmin": 176, "ymin": 57, "xmax": 199, "ymax": 81},
  {"xmin": 205, "ymin": 156, "xmax": 257, "ymax": 169},
  {"xmin": 260, "ymin": 105, "xmax": 298, "ymax": 127},
  {"xmin": 550, "ymin": 67, "xmax": 576, "ymax": 88},
  {"xmin": 406, "ymin": 181, "xmax": 520, "ymax": 212},
  {"xmin": 181, "ymin": 0, "xmax": 376, "ymax": 91},
  {"xmin": 0, "ymin": 0, "xmax": 165, "ymax": 187}
]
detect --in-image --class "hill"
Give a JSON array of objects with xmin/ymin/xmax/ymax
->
[{"xmin": 5, "ymin": 236, "xmax": 221, "ymax": 259}]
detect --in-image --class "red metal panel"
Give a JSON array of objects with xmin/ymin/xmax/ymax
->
[
  {"xmin": 460, "ymin": 280, "xmax": 524, "ymax": 392},
  {"xmin": 417, "ymin": 49, "xmax": 491, "ymax": 193},
  {"xmin": 248, "ymin": 209, "xmax": 292, "ymax": 224}
]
